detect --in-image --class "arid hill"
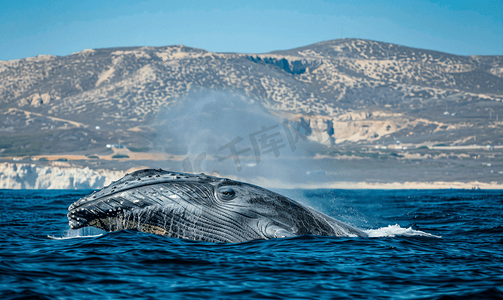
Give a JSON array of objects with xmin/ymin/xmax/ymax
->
[{"xmin": 1, "ymin": 38, "xmax": 502, "ymax": 157}]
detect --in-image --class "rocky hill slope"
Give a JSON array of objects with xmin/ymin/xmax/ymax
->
[{"xmin": 1, "ymin": 38, "xmax": 502, "ymax": 157}]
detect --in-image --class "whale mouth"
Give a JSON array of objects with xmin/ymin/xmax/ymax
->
[
  {"xmin": 67, "ymin": 205, "xmax": 125, "ymax": 229},
  {"xmin": 66, "ymin": 177, "xmax": 218, "ymax": 233},
  {"xmin": 67, "ymin": 199, "xmax": 127, "ymax": 229},
  {"xmin": 67, "ymin": 188, "xmax": 155, "ymax": 230},
  {"xmin": 67, "ymin": 186, "xmax": 165, "ymax": 230},
  {"xmin": 67, "ymin": 169, "xmax": 220, "ymax": 230}
]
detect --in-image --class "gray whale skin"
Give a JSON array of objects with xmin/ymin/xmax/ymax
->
[{"xmin": 68, "ymin": 169, "xmax": 367, "ymax": 243}]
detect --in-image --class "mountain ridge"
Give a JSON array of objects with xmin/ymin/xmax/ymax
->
[{"xmin": 1, "ymin": 38, "xmax": 502, "ymax": 158}]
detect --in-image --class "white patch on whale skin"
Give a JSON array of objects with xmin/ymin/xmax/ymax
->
[{"xmin": 364, "ymin": 224, "xmax": 441, "ymax": 238}]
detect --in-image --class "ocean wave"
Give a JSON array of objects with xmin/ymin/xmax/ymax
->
[{"xmin": 365, "ymin": 224, "xmax": 441, "ymax": 238}]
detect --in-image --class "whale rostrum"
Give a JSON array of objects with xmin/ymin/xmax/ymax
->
[{"xmin": 67, "ymin": 169, "xmax": 367, "ymax": 243}]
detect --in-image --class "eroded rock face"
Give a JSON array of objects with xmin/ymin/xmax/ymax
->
[{"xmin": 0, "ymin": 163, "xmax": 124, "ymax": 189}]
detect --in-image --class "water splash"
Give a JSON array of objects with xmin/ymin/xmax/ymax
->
[
  {"xmin": 48, "ymin": 227, "xmax": 105, "ymax": 240},
  {"xmin": 364, "ymin": 224, "xmax": 441, "ymax": 238}
]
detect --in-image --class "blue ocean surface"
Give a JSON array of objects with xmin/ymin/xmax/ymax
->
[{"xmin": 0, "ymin": 189, "xmax": 502, "ymax": 299}]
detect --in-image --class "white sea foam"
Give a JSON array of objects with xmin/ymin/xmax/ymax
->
[
  {"xmin": 364, "ymin": 224, "xmax": 441, "ymax": 238},
  {"xmin": 48, "ymin": 234, "xmax": 103, "ymax": 240},
  {"xmin": 48, "ymin": 227, "xmax": 105, "ymax": 240}
]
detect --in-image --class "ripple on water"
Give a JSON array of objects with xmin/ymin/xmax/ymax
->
[{"xmin": 0, "ymin": 189, "xmax": 502, "ymax": 299}]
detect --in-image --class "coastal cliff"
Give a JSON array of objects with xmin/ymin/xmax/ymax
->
[{"xmin": 0, "ymin": 163, "xmax": 124, "ymax": 189}]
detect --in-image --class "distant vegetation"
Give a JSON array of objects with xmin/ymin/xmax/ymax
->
[
  {"xmin": 101, "ymin": 148, "xmax": 113, "ymax": 154},
  {"xmin": 128, "ymin": 147, "xmax": 150, "ymax": 153},
  {"xmin": 0, "ymin": 135, "xmax": 43, "ymax": 157},
  {"xmin": 328, "ymin": 148, "xmax": 389, "ymax": 159}
]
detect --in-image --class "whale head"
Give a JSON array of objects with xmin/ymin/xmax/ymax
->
[{"xmin": 68, "ymin": 169, "xmax": 366, "ymax": 242}]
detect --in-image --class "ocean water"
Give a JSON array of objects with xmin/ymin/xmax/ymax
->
[{"xmin": 0, "ymin": 189, "xmax": 502, "ymax": 299}]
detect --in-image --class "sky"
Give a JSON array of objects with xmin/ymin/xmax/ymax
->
[{"xmin": 0, "ymin": 0, "xmax": 502, "ymax": 61}]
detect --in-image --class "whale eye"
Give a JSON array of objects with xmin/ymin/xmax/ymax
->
[{"xmin": 218, "ymin": 187, "xmax": 236, "ymax": 200}]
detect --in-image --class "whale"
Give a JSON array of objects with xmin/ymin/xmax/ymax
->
[{"xmin": 67, "ymin": 169, "xmax": 367, "ymax": 243}]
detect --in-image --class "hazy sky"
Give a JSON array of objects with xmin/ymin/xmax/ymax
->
[{"xmin": 1, "ymin": 0, "xmax": 502, "ymax": 61}]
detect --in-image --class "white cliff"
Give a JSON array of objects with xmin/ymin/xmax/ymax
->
[{"xmin": 0, "ymin": 163, "xmax": 124, "ymax": 189}]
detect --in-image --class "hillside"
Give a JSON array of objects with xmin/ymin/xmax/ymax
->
[
  {"xmin": 1, "ymin": 38, "xmax": 502, "ymax": 158},
  {"xmin": 1, "ymin": 39, "xmax": 503, "ymax": 188}
]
